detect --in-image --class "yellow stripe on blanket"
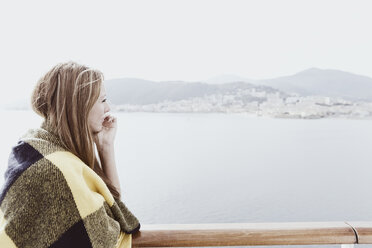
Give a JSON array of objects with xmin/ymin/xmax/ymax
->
[
  {"xmin": 115, "ymin": 232, "xmax": 132, "ymax": 248},
  {"xmin": 45, "ymin": 151, "xmax": 115, "ymax": 219},
  {"xmin": 0, "ymin": 209, "xmax": 17, "ymax": 248}
]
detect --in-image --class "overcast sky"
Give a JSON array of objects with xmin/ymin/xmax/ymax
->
[{"xmin": 0, "ymin": 0, "xmax": 371, "ymax": 107}]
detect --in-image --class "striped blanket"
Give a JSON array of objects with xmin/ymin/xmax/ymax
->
[{"xmin": 0, "ymin": 121, "xmax": 140, "ymax": 248}]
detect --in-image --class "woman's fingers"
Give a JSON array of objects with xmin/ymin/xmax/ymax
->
[
  {"xmin": 103, "ymin": 114, "xmax": 113, "ymax": 122},
  {"xmin": 103, "ymin": 115, "xmax": 116, "ymax": 127},
  {"xmin": 103, "ymin": 112, "xmax": 115, "ymax": 121}
]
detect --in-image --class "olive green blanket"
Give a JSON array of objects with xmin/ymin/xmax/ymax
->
[{"xmin": 0, "ymin": 120, "xmax": 140, "ymax": 247}]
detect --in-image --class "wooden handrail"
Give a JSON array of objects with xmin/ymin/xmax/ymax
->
[{"xmin": 132, "ymin": 222, "xmax": 372, "ymax": 247}]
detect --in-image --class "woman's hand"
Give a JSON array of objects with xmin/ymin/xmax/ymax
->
[
  {"xmin": 93, "ymin": 113, "xmax": 117, "ymax": 151},
  {"xmin": 92, "ymin": 113, "xmax": 121, "ymax": 195}
]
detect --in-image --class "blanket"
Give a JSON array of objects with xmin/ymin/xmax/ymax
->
[{"xmin": 0, "ymin": 120, "xmax": 140, "ymax": 248}]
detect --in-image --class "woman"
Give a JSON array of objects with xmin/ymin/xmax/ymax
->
[{"xmin": 0, "ymin": 61, "xmax": 140, "ymax": 248}]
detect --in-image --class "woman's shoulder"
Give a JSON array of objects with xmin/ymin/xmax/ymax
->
[
  {"xmin": 18, "ymin": 127, "xmax": 67, "ymax": 153},
  {"xmin": 1, "ymin": 132, "xmax": 85, "ymax": 208},
  {"xmin": 2, "ymin": 129, "xmax": 102, "ymax": 205},
  {"xmin": 6, "ymin": 132, "xmax": 83, "ymax": 180},
  {"xmin": 15, "ymin": 127, "xmax": 79, "ymax": 164},
  {"xmin": 4, "ymin": 128, "xmax": 89, "ymax": 188}
]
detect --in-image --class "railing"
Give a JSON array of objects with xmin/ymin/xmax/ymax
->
[{"xmin": 132, "ymin": 221, "xmax": 372, "ymax": 247}]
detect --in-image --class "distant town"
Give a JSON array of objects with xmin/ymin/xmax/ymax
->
[
  {"xmin": 111, "ymin": 88, "xmax": 372, "ymax": 119},
  {"xmin": 101, "ymin": 68, "xmax": 372, "ymax": 119},
  {"xmin": 3, "ymin": 68, "xmax": 372, "ymax": 119}
]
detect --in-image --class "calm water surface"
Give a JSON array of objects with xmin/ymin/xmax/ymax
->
[{"xmin": 1, "ymin": 110, "xmax": 371, "ymax": 248}]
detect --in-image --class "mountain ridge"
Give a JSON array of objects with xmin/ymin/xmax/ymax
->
[
  {"xmin": 255, "ymin": 68, "xmax": 372, "ymax": 101},
  {"xmin": 104, "ymin": 68, "xmax": 372, "ymax": 105},
  {"xmin": 2, "ymin": 68, "xmax": 372, "ymax": 110}
]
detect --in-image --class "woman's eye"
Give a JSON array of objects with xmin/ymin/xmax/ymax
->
[{"xmin": 102, "ymin": 99, "xmax": 107, "ymax": 103}]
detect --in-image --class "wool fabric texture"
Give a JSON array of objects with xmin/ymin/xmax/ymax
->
[{"xmin": 0, "ymin": 120, "xmax": 140, "ymax": 248}]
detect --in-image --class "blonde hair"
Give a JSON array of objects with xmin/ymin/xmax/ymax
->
[{"xmin": 31, "ymin": 61, "xmax": 121, "ymax": 199}]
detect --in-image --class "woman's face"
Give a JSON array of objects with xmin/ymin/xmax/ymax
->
[{"xmin": 88, "ymin": 84, "xmax": 111, "ymax": 133}]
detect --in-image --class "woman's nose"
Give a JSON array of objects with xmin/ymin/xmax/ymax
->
[{"xmin": 105, "ymin": 102, "xmax": 111, "ymax": 112}]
